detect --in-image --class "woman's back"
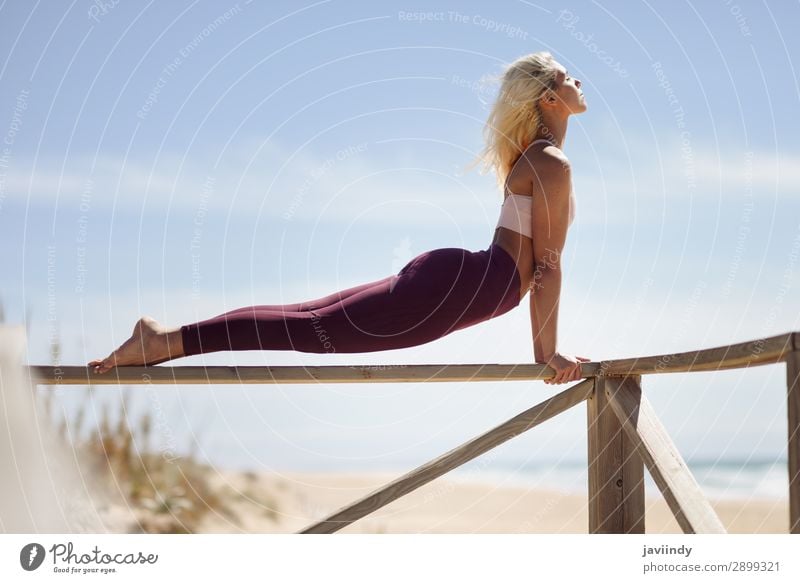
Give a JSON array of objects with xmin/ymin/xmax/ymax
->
[{"xmin": 492, "ymin": 138, "xmax": 573, "ymax": 301}]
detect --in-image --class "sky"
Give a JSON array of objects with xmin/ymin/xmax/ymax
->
[{"xmin": 1, "ymin": 0, "xmax": 799, "ymax": 477}]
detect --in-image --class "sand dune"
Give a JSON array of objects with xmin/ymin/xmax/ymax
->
[{"xmin": 187, "ymin": 470, "xmax": 790, "ymax": 534}]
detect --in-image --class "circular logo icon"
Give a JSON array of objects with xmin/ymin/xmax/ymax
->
[{"xmin": 20, "ymin": 543, "xmax": 46, "ymax": 571}]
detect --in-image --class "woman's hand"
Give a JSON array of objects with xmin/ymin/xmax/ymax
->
[{"xmin": 537, "ymin": 352, "xmax": 591, "ymax": 385}]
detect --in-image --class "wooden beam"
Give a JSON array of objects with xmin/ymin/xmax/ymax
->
[
  {"xmin": 787, "ymin": 335, "xmax": 800, "ymax": 533},
  {"xmin": 605, "ymin": 377, "xmax": 726, "ymax": 534},
  {"xmin": 599, "ymin": 332, "xmax": 793, "ymax": 376},
  {"xmin": 25, "ymin": 362, "xmax": 601, "ymax": 386},
  {"xmin": 26, "ymin": 331, "xmax": 796, "ymax": 386},
  {"xmin": 297, "ymin": 379, "xmax": 594, "ymax": 533},
  {"xmin": 587, "ymin": 376, "xmax": 645, "ymax": 533}
]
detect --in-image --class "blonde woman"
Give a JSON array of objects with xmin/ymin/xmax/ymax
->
[{"xmin": 90, "ymin": 52, "xmax": 589, "ymax": 385}]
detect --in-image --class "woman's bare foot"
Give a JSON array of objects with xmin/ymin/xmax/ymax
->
[{"xmin": 88, "ymin": 316, "xmax": 184, "ymax": 374}]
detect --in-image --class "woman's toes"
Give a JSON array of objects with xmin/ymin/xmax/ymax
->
[
  {"xmin": 87, "ymin": 316, "xmax": 172, "ymax": 374},
  {"xmin": 94, "ymin": 359, "xmax": 111, "ymax": 373}
]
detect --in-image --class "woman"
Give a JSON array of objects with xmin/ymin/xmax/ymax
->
[{"xmin": 89, "ymin": 51, "xmax": 589, "ymax": 385}]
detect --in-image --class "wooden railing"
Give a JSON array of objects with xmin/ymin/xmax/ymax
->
[{"xmin": 24, "ymin": 331, "xmax": 800, "ymax": 534}]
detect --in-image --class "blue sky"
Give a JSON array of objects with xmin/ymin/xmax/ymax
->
[{"xmin": 1, "ymin": 0, "xmax": 799, "ymax": 475}]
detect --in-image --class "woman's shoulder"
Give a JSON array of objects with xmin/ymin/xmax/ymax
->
[
  {"xmin": 520, "ymin": 146, "xmax": 571, "ymax": 179},
  {"xmin": 521, "ymin": 139, "xmax": 568, "ymax": 161}
]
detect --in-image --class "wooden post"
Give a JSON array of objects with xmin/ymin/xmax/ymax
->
[
  {"xmin": 787, "ymin": 347, "xmax": 800, "ymax": 534},
  {"xmin": 587, "ymin": 375, "xmax": 645, "ymax": 533},
  {"xmin": 605, "ymin": 377, "xmax": 725, "ymax": 533}
]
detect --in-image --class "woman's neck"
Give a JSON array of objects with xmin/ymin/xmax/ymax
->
[{"xmin": 534, "ymin": 115, "xmax": 568, "ymax": 150}]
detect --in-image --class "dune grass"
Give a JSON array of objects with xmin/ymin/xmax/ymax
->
[
  {"xmin": 38, "ymin": 380, "xmax": 244, "ymax": 532},
  {"xmin": 33, "ymin": 333, "xmax": 279, "ymax": 533}
]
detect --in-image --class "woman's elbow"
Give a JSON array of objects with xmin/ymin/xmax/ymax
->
[
  {"xmin": 534, "ymin": 247, "xmax": 562, "ymax": 272},
  {"xmin": 530, "ymin": 261, "xmax": 562, "ymax": 292}
]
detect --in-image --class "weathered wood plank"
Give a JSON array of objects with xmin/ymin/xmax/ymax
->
[
  {"xmin": 587, "ymin": 376, "xmax": 645, "ymax": 533},
  {"xmin": 605, "ymin": 378, "xmax": 726, "ymax": 534},
  {"xmin": 297, "ymin": 378, "xmax": 594, "ymax": 533},
  {"xmin": 25, "ymin": 362, "xmax": 601, "ymax": 385},
  {"xmin": 599, "ymin": 332, "xmax": 793, "ymax": 376},
  {"xmin": 25, "ymin": 332, "xmax": 795, "ymax": 385}
]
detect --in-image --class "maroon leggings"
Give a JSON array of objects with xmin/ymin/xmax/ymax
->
[{"xmin": 180, "ymin": 243, "xmax": 522, "ymax": 355}]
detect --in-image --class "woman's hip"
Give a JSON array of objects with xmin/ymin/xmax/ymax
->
[{"xmin": 392, "ymin": 243, "xmax": 521, "ymax": 318}]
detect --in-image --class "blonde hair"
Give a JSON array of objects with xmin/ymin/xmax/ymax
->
[{"xmin": 467, "ymin": 52, "xmax": 560, "ymax": 193}]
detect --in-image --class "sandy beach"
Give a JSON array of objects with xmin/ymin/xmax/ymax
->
[{"xmin": 168, "ymin": 470, "xmax": 790, "ymax": 534}]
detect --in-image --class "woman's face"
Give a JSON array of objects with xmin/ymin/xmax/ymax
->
[{"xmin": 543, "ymin": 63, "xmax": 586, "ymax": 114}]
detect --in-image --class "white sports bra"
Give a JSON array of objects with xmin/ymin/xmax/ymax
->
[{"xmin": 495, "ymin": 138, "xmax": 557, "ymax": 239}]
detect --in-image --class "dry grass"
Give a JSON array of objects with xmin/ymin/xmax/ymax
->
[
  {"xmin": 32, "ymin": 332, "xmax": 279, "ymax": 533},
  {"xmin": 0, "ymin": 301, "xmax": 281, "ymax": 534},
  {"xmin": 39, "ymin": 383, "xmax": 246, "ymax": 533}
]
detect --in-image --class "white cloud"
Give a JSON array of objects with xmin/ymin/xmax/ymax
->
[
  {"xmin": 6, "ymin": 138, "xmax": 499, "ymax": 229},
  {"xmin": 10, "ymin": 135, "xmax": 796, "ymax": 233},
  {"xmin": 574, "ymin": 134, "xmax": 799, "ymax": 204}
]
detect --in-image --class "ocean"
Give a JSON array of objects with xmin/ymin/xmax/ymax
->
[{"xmin": 445, "ymin": 457, "xmax": 790, "ymax": 501}]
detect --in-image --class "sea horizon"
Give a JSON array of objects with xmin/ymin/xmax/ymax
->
[{"xmin": 223, "ymin": 455, "xmax": 791, "ymax": 502}]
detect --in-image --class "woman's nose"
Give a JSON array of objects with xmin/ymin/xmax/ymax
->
[{"xmin": 575, "ymin": 79, "xmax": 581, "ymax": 88}]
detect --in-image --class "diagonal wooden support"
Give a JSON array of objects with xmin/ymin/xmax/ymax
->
[
  {"xmin": 587, "ymin": 376, "xmax": 645, "ymax": 533},
  {"xmin": 605, "ymin": 376, "xmax": 726, "ymax": 534},
  {"xmin": 298, "ymin": 378, "xmax": 594, "ymax": 533}
]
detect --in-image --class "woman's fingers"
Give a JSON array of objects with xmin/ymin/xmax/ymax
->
[
  {"xmin": 566, "ymin": 363, "xmax": 583, "ymax": 383},
  {"xmin": 543, "ymin": 357, "xmax": 589, "ymax": 385},
  {"xmin": 548, "ymin": 369, "xmax": 571, "ymax": 384}
]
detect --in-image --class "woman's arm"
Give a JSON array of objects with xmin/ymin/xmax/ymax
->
[
  {"xmin": 529, "ymin": 155, "xmax": 572, "ymax": 362},
  {"xmin": 531, "ymin": 266, "xmax": 562, "ymax": 362}
]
